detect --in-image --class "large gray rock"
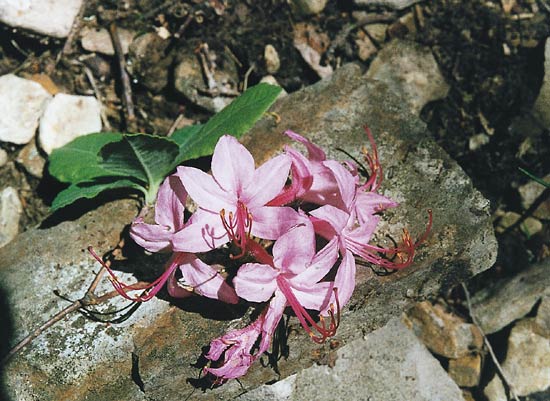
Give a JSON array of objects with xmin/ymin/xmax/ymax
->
[
  {"xmin": 1, "ymin": 64, "xmax": 496, "ymax": 400},
  {"xmin": 238, "ymin": 318, "xmax": 465, "ymax": 401},
  {"xmin": 484, "ymin": 318, "xmax": 550, "ymax": 401},
  {"xmin": 471, "ymin": 258, "xmax": 550, "ymax": 334}
]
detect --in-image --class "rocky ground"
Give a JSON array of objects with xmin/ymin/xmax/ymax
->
[{"xmin": 0, "ymin": 1, "xmax": 549, "ymax": 401}]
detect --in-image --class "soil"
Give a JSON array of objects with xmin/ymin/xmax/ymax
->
[{"xmin": 1, "ymin": 0, "xmax": 549, "ymax": 399}]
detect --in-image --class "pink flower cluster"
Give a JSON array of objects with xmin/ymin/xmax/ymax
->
[{"xmin": 91, "ymin": 128, "xmax": 431, "ymax": 381}]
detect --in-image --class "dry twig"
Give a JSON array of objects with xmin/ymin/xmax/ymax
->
[
  {"xmin": 57, "ymin": 0, "xmax": 88, "ymax": 63},
  {"xmin": 1, "ymin": 240, "xmax": 150, "ymax": 366},
  {"xmin": 109, "ymin": 23, "xmax": 136, "ymax": 132},
  {"xmin": 461, "ymin": 283, "xmax": 521, "ymax": 401}
]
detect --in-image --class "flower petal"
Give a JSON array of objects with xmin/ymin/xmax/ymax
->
[
  {"xmin": 284, "ymin": 130, "xmax": 326, "ymax": 161},
  {"xmin": 129, "ymin": 218, "xmax": 173, "ymax": 253},
  {"xmin": 155, "ymin": 174, "xmax": 187, "ymax": 231},
  {"xmin": 180, "ymin": 255, "xmax": 238, "ymax": 304},
  {"xmin": 171, "ymin": 209, "xmax": 229, "ymax": 252},
  {"xmin": 259, "ymin": 291, "xmax": 287, "ymax": 354},
  {"xmin": 244, "ymin": 154, "xmax": 291, "ymax": 208},
  {"xmin": 211, "ymin": 135, "xmax": 255, "ymax": 196},
  {"xmin": 329, "ymin": 249, "xmax": 356, "ymax": 311},
  {"xmin": 234, "ymin": 263, "xmax": 278, "ymax": 303},
  {"xmin": 293, "ymin": 281, "xmax": 333, "ymax": 310},
  {"xmin": 273, "ymin": 221, "xmax": 315, "ymax": 275},
  {"xmin": 176, "ymin": 166, "xmax": 234, "ymax": 212},
  {"xmin": 309, "ymin": 204, "xmax": 350, "ymax": 236},
  {"xmin": 355, "ymin": 191, "xmax": 398, "ymax": 224},
  {"xmin": 292, "ymin": 237, "xmax": 339, "ymax": 286},
  {"xmin": 323, "ymin": 159, "xmax": 357, "ymax": 211},
  {"xmin": 251, "ymin": 206, "xmax": 302, "ymax": 240}
]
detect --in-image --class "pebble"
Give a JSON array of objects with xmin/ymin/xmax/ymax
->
[
  {"xmin": 533, "ymin": 38, "xmax": 550, "ymax": 129},
  {"xmin": 518, "ymin": 175, "xmax": 550, "ymax": 220},
  {"xmin": 355, "ymin": 30, "xmax": 377, "ymax": 61},
  {"xmin": 0, "ymin": 74, "xmax": 52, "ymax": 145},
  {"xmin": 264, "ymin": 44, "xmax": 281, "ymax": 74},
  {"xmin": 0, "ymin": 187, "xmax": 23, "ymax": 248},
  {"xmin": 404, "ymin": 301, "xmax": 483, "ymax": 359},
  {"xmin": 173, "ymin": 50, "xmax": 238, "ymax": 112},
  {"xmin": 448, "ymin": 354, "xmax": 481, "ymax": 387},
  {"xmin": 80, "ymin": 26, "xmax": 135, "ymax": 56},
  {"xmin": 0, "ymin": 148, "xmax": 8, "ymax": 168},
  {"xmin": 366, "ymin": 40, "xmax": 449, "ymax": 115},
  {"xmin": 354, "ymin": 0, "xmax": 421, "ymax": 9},
  {"xmin": 128, "ymin": 32, "xmax": 173, "ymax": 93},
  {"xmin": 484, "ymin": 319, "xmax": 550, "ymax": 400},
  {"xmin": 364, "ymin": 23, "xmax": 388, "ymax": 44},
  {"xmin": 288, "ymin": 0, "xmax": 328, "ymax": 15},
  {"xmin": 0, "ymin": 0, "xmax": 83, "ymax": 38},
  {"xmin": 471, "ymin": 258, "xmax": 550, "ymax": 334},
  {"xmin": 38, "ymin": 94, "xmax": 102, "ymax": 155},
  {"xmin": 259, "ymin": 75, "xmax": 288, "ymax": 98},
  {"xmin": 16, "ymin": 140, "xmax": 45, "ymax": 178}
]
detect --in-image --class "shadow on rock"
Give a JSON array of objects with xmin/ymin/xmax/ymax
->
[{"xmin": 0, "ymin": 284, "xmax": 15, "ymax": 401}]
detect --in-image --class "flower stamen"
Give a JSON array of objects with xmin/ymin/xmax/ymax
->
[{"xmin": 220, "ymin": 201, "xmax": 253, "ymax": 259}]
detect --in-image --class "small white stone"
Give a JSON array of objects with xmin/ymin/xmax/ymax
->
[
  {"xmin": 39, "ymin": 94, "xmax": 102, "ymax": 155},
  {"xmin": 259, "ymin": 75, "xmax": 287, "ymax": 98},
  {"xmin": 80, "ymin": 26, "xmax": 135, "ymax": 56},
  {"xmin": 0, "ymin": 187, "xmax": 23, "ymax": 248},
  {"xmin": 80, "ymin": 27, "xmax": 135, "ymax": 56},
  {"xmin": 289, "ymin": 0, "xmax": 328, "ymax": 15},
  {"xmin": 354, "ymin": 0, "xmax": 421, "ymax": 9},
  {"xmin": 0, "ymin": 0, "xmax": 83, "ymax": 38},
  {"xmin": 0, "ymin": 74, "xmax": 52, "ymax": 145},
  {"xmin": 264, "ymin": 44, "xmax": 281, "ymax": 74}
]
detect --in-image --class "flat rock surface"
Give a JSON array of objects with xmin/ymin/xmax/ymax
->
[
  {"xmin": 238, "ymin": 318, "xmax": 465, "ymax": 401},
  {"xmin": 0, "ymin": 64, "xmax": 496, "ymax": 400}
]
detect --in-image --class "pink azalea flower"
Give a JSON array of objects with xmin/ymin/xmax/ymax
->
[
  {"xmin": 204, "ymin": 292, "xmax": 286, "ymax": 380},
  {"xmin": 173, "ymin": 135, "xmax": 300, "ymax": 256},
  {"xmin": 91, "ymin": 173, "xmax": 237, "ymax": 303},
  {"xmin": 233, "ymin": 222, "xmax": 340, "ymax": 344}
]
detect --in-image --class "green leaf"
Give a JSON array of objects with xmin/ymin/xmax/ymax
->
[
  {"xmin": 519, "ymin": 168, "xmax": 550, "ymax": 188},
  {"xmin": 51, "ymin": 179, "xmax": 145, "ymax": 212},
  {"xmin": 175, "ymin": 83, "xmax": 282, "ymax": 161},
  {"xmin": 99, "ymin": 134, "xmax": 180, "ymax": 188},
  {"xmin": 48, "ymin": 132, "xmax": 123, "ymax": 183}
]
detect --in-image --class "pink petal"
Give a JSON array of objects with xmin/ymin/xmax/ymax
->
[
  {"xmin": 323, "ymin": 159, "xmax": 357, "ymax": 211},
  {"xmin": 155, "ymin": 174, "xmax": 187, "ymax": 231},
  {"xmin": 171, "ymin": 209, "xmax": 229, "ymax": 252},
  {"xmin": 234, "ymin": 263, "xmax": 278, "ymax": 302},
  {"xmin": 179, "ymin": 255, "xmax": 238, "ymax": 304},
  {"xmin": 250, "ymin": 206, "xmax": 302, "ymax": 240},
  {"xmin": 244, "ymin": 154, "xmax": 291, "ymax": 208},
  {"xmin": 176, "ymin": 166, "xmax": 234, "ymax": 212},
  {"xmin": 211, "ymin": 135, "xmax": 255, "ymax": 196},
  {"xmin": 259, "ymin": 291, "xmax": 287, "ymax": 354},
  {"xmin": 329, "ymin": 249, "xmax": 356, "ymax": 311},
  {"xmin": 309, "ymin": 204, "xmax": 350, "ymax": 236},
  {"xmin": 355, "ymin": 191, "xmax": 398, "ymax": 224},
  {"xmin": 293, "ymin": 281, "xmax": 333, "ymax": 310},
  {"xmin": 273, "ymin": 222, "xmax": 315, "ymax": 275},
  {"xmin": 284, "ymin": 130, "xmax": 326, "ymax": 161},
  {"xmin": 167, "ymin": 264, "xmax": 193, "ymax": 298},
  {"xmin": 129, "ymin": 218, "xmax": 173, "ymax": 253},
  {"xmin": 292, "ymin": 237, "xmax": 339, "ymax": 286}
]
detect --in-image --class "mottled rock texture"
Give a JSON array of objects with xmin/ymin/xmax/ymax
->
[{"xmin": 1, "ymin": 64, "xmax": 496, "ymax": 400}]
